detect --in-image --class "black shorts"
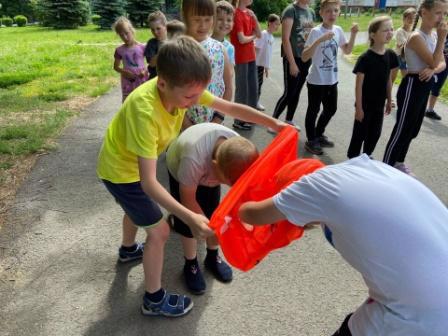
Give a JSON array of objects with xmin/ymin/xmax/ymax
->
[
  {"xmin": 168, "ymin": 171, "xmax": 220, "ymax": 238},
  {"xmin": 102, "ymin": 180, "xmax": 163, "ymax": 227}
]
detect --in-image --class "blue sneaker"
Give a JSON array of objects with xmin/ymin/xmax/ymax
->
[
  {"xmin": 184, "ymin": 261, "xmax": 206, "ymax": 295},
  {"xmin": 141, "ymin": 292, "xmax": 193, "ymax": 317},
  {"xmin": 204, "ymin": 254, "xmax": 233, "ymax": 283},
  {"xmin": 118, "ymin": 242, "xmax": 144, "ymax": 263}
]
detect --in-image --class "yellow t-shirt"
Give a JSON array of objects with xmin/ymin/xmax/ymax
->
[{"xmin": 97, "ymin": 79, "xmax": 214, "ymax": 183}]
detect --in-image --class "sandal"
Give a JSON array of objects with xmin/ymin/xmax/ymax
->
[{"xmin": 141, "ymin": 292, "xmax": 193, "ymax": 317}]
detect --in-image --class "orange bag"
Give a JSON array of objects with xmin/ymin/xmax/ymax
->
[{"xmin": 209, "ymin": 126, "xmax": 325, "ymax": 271}]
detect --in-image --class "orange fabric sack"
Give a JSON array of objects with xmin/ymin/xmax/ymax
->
[{"xmin": 209, "ymin": 126, "xmax": 325, "ymax": 271}]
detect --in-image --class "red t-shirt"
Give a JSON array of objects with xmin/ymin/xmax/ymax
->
[{"xmin": 230, "ymin": 8, "xmax": 256, "ymax": 64}]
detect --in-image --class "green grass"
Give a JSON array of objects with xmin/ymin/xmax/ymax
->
[
  {"xmin": 0, "ymin": 25, "xmax": 152, "ymax": 173},
  {"xmin": 335, "ymin": 11, "xmax": 402, "ymax": 31}
]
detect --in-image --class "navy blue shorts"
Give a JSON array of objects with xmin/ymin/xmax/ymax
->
[
  {"xmin": 431, "ymin": 65, "xmax": 448, "ymax": 97},
  {"xmin": 102, "ymin": 180, "xmax": 163, "ymax": 227}
]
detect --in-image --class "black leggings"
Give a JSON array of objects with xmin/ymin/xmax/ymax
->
[
  {"xmin": 273, "ymin": 57, "xmax": 311, "ymax": 121},
  {"xmin": 168, "ymin": 171, "xmax": 221, "ymax": 238},
  {"xmin": 305, "ymin": 83, "xmax": 338, "ymax": 141},
  {"xmin": 331, "ymin": 314, "xmax": 353, "ymax": 336},
  {"xmin": 383, "ymin": 74, "xmax": 433, "ymax": 166},
  {"xmin": 347, "ymin": 102, "xmax": 385, "ymax": 158}
]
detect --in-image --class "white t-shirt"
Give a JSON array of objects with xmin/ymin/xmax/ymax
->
[
  {"xmin": 395, "ymin": 27, "xmax": 411, "ymax": 55},
  {"xmin": 166, "ymin": 123, "xmax": 238, "ymax": 187},
  {"xmin": 255, "ymin": 30, "xmax": 274, "ymax": 68},
  {"xmin": 273, "ymin": 155, "xmax": 448, "ymax": 336},
  {"xmin": 305, "ymin": 25, "xmax": 347, "ymax": 85}
]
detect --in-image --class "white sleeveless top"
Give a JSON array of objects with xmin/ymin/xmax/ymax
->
[{"xmin": 405, "ymin": 29, "xmax": 436, "ymax": 72}]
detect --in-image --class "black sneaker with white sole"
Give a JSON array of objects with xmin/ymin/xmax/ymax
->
[
  {"xmin": 318, "ymin": 135, "xmax": 334, "ymax": 148},
  {"xmin": 425, "ymin": 110, "xmax": 442, "ymax": 120}
]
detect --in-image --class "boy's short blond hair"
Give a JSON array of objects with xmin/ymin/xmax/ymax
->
[
  {"xmin": 216, "ymin": 0, "xmax": 235, "ymax": 15},
  {"xmin": 167, "ymin": 19, "xmax": 186, "ymax": 39},
  {"xmin": 148, "ymin": 10, "xmax": 167, "ymax": 26},
  {"xmin": 157, "ymin": 36, "xmax": 211, "ymax": 87},
  {"xmin": 216, "ymin": 137, "xmax": 259, "ymax": 185},
  {"xmin": 320, "ymin": 0, "xmax": 341, "ymax": 9}
]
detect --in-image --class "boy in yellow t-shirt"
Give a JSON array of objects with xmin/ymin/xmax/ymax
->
[{"xmin": 97, "ymin": 36, "xmax": 286, "ymax": 317}]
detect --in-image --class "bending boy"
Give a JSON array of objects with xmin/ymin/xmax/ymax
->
[{"xmin": 240, "ymin": 154, "xmax": 448, "ymax": 335}]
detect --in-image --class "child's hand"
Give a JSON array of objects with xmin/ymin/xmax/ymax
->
[
  {"xmin": 351, "ymin": 23, "xmax": 359, "ymax": 35},
  {"xmin": 273, "ymin": 119, "xmax": 292, "ymax": 132},
  {"xmin": 419, "ymin": 67, "xmax": 435, "ymax": 82},
  {"xmin": 289, "ymin": 62, "xmax": 299, "ymax": 77},
  {"xmin": 355, "ymin": 106, "xmax": 364, "ymax": 122},
  {"xmin": 437, "ymin": 21, "xmax": 448, "ymax": 40},
  {"xmin": 319, "ymin": 31, "xmax": 335, "ymax": 43},
  {"xmin": 138, "ymin": 69, "xmax": 148, "ymax": 78},
  {"xmin": 122, "ymin": 70, "xmax": 137, "ymax": 80},
  {"xmin": 385, "ymin": 100, "xmax": 392, "ymax": 115},
  {"xmin": 188, "ymin": 213, "xmax": 214, "ymax": 240},
  {"xmin": 265, "ymin": 68, "xmax": 269, "ymax": 78}
]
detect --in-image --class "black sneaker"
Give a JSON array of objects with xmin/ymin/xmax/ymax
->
[
  {"xmin": 425, "ymin": 110, "xmax": 442, "ymax": 120},
  {"xmin": 204, "ymin": 254, "xmax": 233, "ymax": 283},
  {"xmin": 318, "ymin": 135, "xmax": 334, "ymax": 148},
  {"xmin": 183, "ymin": 261, "xmax": 206, "ymax": 295},
  {"xmin": 305, "ymin": 140, "xmax": 323, "ymax": 155},
  {"xmin": 118, "ymin": 242, "xmax": 144, "ymax": 263},
  {"xmin": 232, "ymin": 121, "xmax": 252, "ymax": 130}
]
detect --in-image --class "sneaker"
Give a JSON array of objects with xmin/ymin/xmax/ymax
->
[
  {"xmin": 232, "ymin": 121, "xmax": 252, "ymax": 130},
  {"xmin": 204, "ymin": 254, "xmax": 233, "ymax": 283},
  {"xmin": 183, "ymin": 261, "xmax": 206, "ymax": 295},
  {"xmin": 318, "ymin": 135, "xmax": 334, "ymax": 148},
  {"xmin": 285, "ymin": 120, "xmax": 301, "ymax": 132},
  {"xmin": 267, "ymin": 127, "xmax": 277, "ymax": 134},
  {"xmin": 305, "ymin": 140, "xmax": 323, "ymax": 155},
  {"xmin": 256, "ymin": 103, "xmax": 265, "ymax": 111},
  {"xmin": 425, "ymin": 110, "xmax": 442, "ymax": 120},
  {"xmin": 394, "ymin": 162, "xmax": 415, "ymax": 177},
  {"xmin": 118, "ymin": 242, "xmax": 144, "ymax": 263},
  {"xmin": 141, "ymin": 291, "xmax": 193, "ymax": 317}
]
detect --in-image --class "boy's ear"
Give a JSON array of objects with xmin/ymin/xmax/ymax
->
[{"xmin": 157, "ymin": 77, "xmax": 167, "ymax": 91}]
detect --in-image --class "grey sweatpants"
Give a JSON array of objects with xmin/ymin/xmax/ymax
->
[{"xmin": 234, "ymin": 61, "xmax": 258, "ymax": 123}]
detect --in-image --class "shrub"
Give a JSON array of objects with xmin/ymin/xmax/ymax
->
[
  {"xmin": 2, "ymin": 17, "xmax": 14, "ymax": 27},
  {"xmin": 14, "ymin": 15, "xmax": 28, "ymax": 27},
  {"xmin": 91, "ymin": 14, "xmax": 101, "ymax": 26}
]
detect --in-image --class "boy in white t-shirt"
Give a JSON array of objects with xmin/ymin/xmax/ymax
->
[
  {"xmin": 301, "ymin": 0, "xmax": 358, "ymax": 155},
  {"xmin": 239, "ymin": 154, "xmax": 448, "ymax": 336},
  {"xmin": 255, "ymin": 13, "xmax": 280, "ymax": 111},
  {"xmin": 166, "ymin": 123, "xmax": 259, "ymax": 294}
]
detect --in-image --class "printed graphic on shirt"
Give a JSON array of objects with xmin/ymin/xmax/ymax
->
[
  {"xmin": 319, "ymin": 38, "xmax": 338, "ymax": 73},
  {"xmin": 296, "ymin": 18, "xmax": 314, "ymax": 51}
]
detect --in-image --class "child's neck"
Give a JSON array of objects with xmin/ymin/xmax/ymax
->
[
  {"xmin": 125, "ymin": 40, "xmax": 137, "ymax": 47},
  {"xmin": 212, "ymin": 32, "xmax": 225, "ymax": 42},
  {"xmin": 371, "ymin": 43, "xmax": 386, "ymax": 54},
  {"xmin": 419, "ymin": 22, "xmax": 433, "ymax": 35},
  {"xmin": 158, "ymin": 89, "xmax": 175, "ymax": 114},
  {"xmin": 403, "ymin": 24, "xmax": 412, "ymax": 32},
  {"xmin": 322, "ymin": 22, "xmax": 333, "ymax": 30}
]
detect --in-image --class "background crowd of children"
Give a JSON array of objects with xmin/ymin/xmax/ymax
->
[{"xmin": 101, "ymin": 0, "xmax": 448, "ymax": 332}]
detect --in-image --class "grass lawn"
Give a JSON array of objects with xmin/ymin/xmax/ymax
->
[{"xmin": 0, "ymin": 25, "xmax": 152, "ymax": 214}]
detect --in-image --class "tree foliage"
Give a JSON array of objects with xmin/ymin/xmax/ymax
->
[
  {"xmin": 92, "ymin": 0, "xmax": 125, "ymax": 30},
  {"xmin": 37, "ymin": 0, "xmax": 90, "ymax": 29},
  {"xmin": 126, "ymin": 0, "xmax": 162, "ymax": 27},
  {"xmin": 0, "ymin": 0, "xmax": 35, "ymax": 21},
  {"xmin": 251, "ymin": 0, "xmax": 290, "ymax": 22}
]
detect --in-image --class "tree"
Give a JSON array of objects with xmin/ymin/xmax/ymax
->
[
  {"xmin": 252, "ymin": 0, "xmax": 290, "ymax": 22},
  {"xmin": 0, "ymin": 0, "xmax": 35, "ymax": 21},
  {"xmin": 92, "ymin": 0, "xmax": 125, "ymax": 30},
  {"xmin": 38, "ymin": 0, "xmax": 90, "ymax": 29},
  {"xmin": 126, "ymin": 0, "xmax": 162, "ymax": 27}
]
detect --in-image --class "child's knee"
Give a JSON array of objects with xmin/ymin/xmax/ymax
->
[{"xmin": 146, "ymin": 220, "xmax": 170, "ymax": 245}]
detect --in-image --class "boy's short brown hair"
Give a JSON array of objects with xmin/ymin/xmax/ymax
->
[
  {"xmin": 216, "ymin": 137, "xmax": 259, "ymax": 185},
  {"xmin": 216, "ymin": 0, "xmax": 235, "ymax": 15},
  {"xmin": 320, "ymin": 0, "xmax": 341, "ymax": 9},
  {"xmin": 157, "ymin": 36, "xmax": 212, "ymax": 87},
  {"xmin": 182, "ymin": 0, "xmax": 216, "ymax": 22},
  {"xmin": 167, "ymin": 19, "xmax": 186, "ymax": 39},
  {"xmin": 267, "ymin": 14, "xmax": 280, "ymax": 23},
  {"xmin": 148, "ymin": 10, "xmax": 167, "ymax": 26}
]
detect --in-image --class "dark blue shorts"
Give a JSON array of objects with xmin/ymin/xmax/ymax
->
[{"xmin": 102, "ymin": 180, "xmax": 163, "ymax": 227}]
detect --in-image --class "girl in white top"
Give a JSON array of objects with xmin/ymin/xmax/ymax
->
[
  {"xmin": 301, "ymin": 0, "xmax": 358, "ymax": 155},
  {"xmin": 383, "ymin": 0, "xmax": 448, "ymax": 175}
]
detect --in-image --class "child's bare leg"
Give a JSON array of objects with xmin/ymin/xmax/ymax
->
[
  {"xmin": 205, "ymin": 235, "xmax": 219, "ymax": 250},
  {"xmin": 143, "ymin": 220, "xmax": 170, "ymax": 293},
  {"xmin": 122, "ymin": 214, "xmax": 138, "ymax": 246},
  {"xmin": 181, "ymin": 236, "xmax": 198, "ymax": 259}
]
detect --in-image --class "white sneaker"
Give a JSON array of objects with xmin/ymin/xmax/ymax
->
[
  {"xmin": 257, "ymin": 103, "xmax": 265, "ymax": 111},
  {"xmin": 267, "ymin": 127, "xmax": 277, "ymax": 134},
  {"xmin": 285, "ymin": 120, "xmax": 301, "ymax": 132}
]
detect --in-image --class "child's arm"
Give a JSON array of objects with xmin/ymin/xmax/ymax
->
[
  {"xmin": 247, "ymin": 9, "xmax": 262, "ymax": 39},
  {"xmin": 138, "ymin": 157, "xmax": 214, "ymax": 239},
  {"xmin": 355, "ymin": 72, "xmax": 364, "ymax": 122},
  {"xmin": 239, "ymin": 198, "xmax": 285, "ymax": 225},
  {"xmin": 210, "ymin": 97, "xmax": 287, "ymax": 131},
  {"xmin": 341, "ymin": 24, "xmax": 359, "ymax": 55},
  {"xmin": 114, "ymin": 58, "xmax": 136, "ymax": 79},
  {"xmin": 385, "ymin": 74, "xmax": 393, "ymax": 115},
  {"xmin": 179, "ymin": 184, "xmax": 206, "ymax": 216},
  {"xmin": 282, "ymin": 18, "xmax": 299, "ymax": 76},
  {"xmin": 301, "ymin": 31, "xmax": 335, "ymax": 62},
  {"xmin": 407, "ymin": 22, "xmax": 448, "ymax": 69}
]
